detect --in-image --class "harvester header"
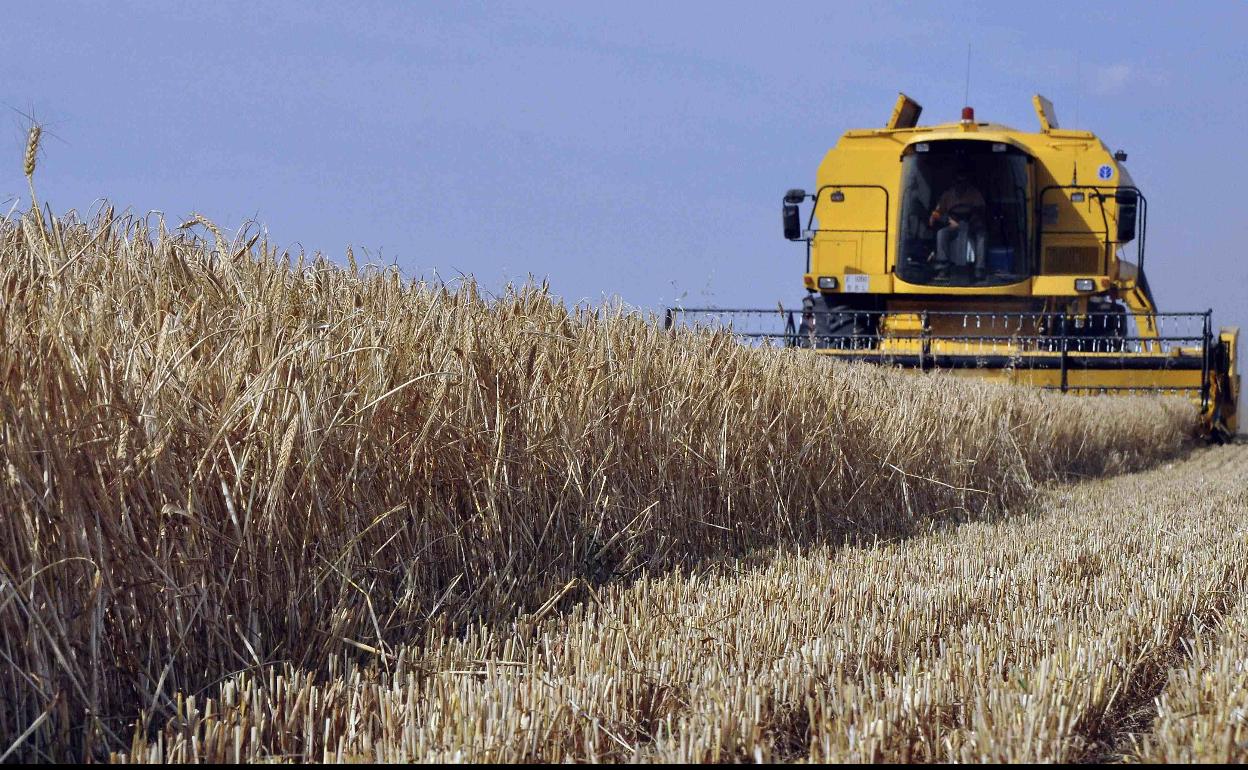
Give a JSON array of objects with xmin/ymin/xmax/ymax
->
[{"xmin": 668, "ymin": 93, "xmax": 1239, "ymax": 439}]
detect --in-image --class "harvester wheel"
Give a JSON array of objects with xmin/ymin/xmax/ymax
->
[
  {"xmin": 1068, "ymin": 303, "xmax": 1128, "ymax": 352},
  {"xmin": 802, "ymin": 295, "xmax": 869, "ymax": 350},
  {"xmin": 1095, "ymin": 303, "xmax": 1129, "ymax": 352}
]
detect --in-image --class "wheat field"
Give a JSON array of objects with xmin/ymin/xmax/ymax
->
[
  {"xmin": 2, "ymin": 201, "xmax": 1238, "ymax": 763},
  {"xmin": 115, "ymin": 444, "xmax": 1248, "ymax": 763}
]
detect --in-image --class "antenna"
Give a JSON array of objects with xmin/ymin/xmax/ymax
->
[
  {"xmin": 964, "ymin": 44, "xmax": 972, "ymax": 106},
  {"xmin": 1074, "ymin": 53, "xmax": 1081, "ymax": 128}
]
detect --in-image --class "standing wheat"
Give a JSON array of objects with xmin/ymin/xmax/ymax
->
[{"xmin": 23, "ymin": 123, "xmax": 49, "ymax": 257}]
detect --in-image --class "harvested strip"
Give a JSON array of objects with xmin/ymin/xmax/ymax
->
[
  {"xmin": 1129, "ymin": 599, "xmax": 1248, "ymax": 763},
  {"xmin": 1125, "ymin": 444, "xmax": 1248, "ymax": 763}
]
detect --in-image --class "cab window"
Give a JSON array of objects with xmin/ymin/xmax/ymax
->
[{"xmin": 896, "ymin": 140, "xmax": 1031, "ymax": 287}]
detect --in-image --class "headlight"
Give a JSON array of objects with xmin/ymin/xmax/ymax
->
[
  {"xmin": 818, "ymin": 276, "xmax": 838, "ymax": 290},
  {"xmin": 1074, "ymin": 278, "xmax": 1095, "ymax": 292}
]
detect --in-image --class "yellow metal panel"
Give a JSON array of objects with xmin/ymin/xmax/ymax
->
[
  {"xmin": 813, "ymin": 354, "xmax": 1207, "ymax": 410},
  {"xmin": 1032, "ymin": 94, "xmax": 1059, "ymax": 131},
  {"xmin": 892, "ymin": 275, "xmax": 1033, "ymax": 296},
  {"xmin": 811, "ymin": 237, "xmax": 859, "ymax": 274},
  {"xmin": 887, "ymin": 93, "xmax": 923, "ymax": 129},
  {"xmin": 878, "ymin": 338, "xmax": 924, "ymax": 354},
  {"xmin": 879, "ymin": 313, "xmax": 925, "ymax": 333},
  {"xmin": 1036, "ymin": 187, "xmax": 1115, "ymax": 269},
  {"xmin": 810, "ymin": 182, "xmax": 891, "ymax": 277},
  {"xmin": 1031, "ymin": 275, "xmax": 1111, "ymax": 295}
]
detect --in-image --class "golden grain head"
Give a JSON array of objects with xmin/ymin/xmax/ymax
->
[{"xmin": 23, "ymin": 123, "xmax": 40, "ymax": 178}]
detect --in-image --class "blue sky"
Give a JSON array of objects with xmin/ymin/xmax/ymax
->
[{"xmin": 5, "ymin": 1, "xmax": 1246, "ymax": 337}]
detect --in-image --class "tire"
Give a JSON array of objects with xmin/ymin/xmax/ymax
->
[
  {"xmin": 1068, "ymin": 303, "xmax": 1128, "ymax": 353},
  {"xmin": 1091, "ymin": 303, "xmax": 1128, "ymax": 352},
  {"xmin": 801, "ymin": 295, "xmax": 871, "ymax": 350}
]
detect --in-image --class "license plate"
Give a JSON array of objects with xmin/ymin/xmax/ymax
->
[{"xmin": 845, "ymin": 275, "xmax": 870, "ymax": 293}]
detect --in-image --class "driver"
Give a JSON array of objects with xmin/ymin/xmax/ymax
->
[{"xmin": 929, "ymin": 171, "xmax": 986, "ymax": 270}]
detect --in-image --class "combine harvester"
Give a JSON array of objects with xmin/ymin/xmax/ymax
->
[{"xmin": 667, "ymin": 94, "xmax": 1240, "ymax": 440}]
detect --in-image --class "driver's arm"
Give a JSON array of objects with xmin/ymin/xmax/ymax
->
[{"xmin": 930, "ymin": 191, "xmax": 950, "ymax": 225}]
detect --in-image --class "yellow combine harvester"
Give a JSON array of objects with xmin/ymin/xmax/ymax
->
[{"xmin": 667, "ymin": 94, "xmax": 1240, "ymax": 440}]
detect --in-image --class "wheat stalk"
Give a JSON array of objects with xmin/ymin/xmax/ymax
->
[{"xmin": 22, "ymin": 122, "xmax": 51, "ymax": 257}]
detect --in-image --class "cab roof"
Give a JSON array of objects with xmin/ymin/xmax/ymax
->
[{"xmin": 848, "ymin": 92, "xmax": 1099, "ymax": 147}]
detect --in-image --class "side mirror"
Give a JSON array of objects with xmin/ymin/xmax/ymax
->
[
  {"xmin": 783, "ymin": 204, "xmax": 803, "ymax": 240},
  {"xmin": 783, "ymin": 189, "xmax": 805, "ymax": 240},
  {"xmin": 1115, "ymin": 189, "xmax": 1138, "ymax": 243}
]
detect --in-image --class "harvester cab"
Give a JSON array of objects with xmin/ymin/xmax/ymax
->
[{"xmin": 674, "ymin": 93, "xmax": 1240, "ymax": 440}]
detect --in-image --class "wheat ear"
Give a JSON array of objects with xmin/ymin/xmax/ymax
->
[{"xmin": 23, "ymin": 123, "xmax": 51, "ymax": 255}]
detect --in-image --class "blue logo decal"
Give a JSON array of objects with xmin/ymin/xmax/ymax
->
[{"xmin": 1097, "ymin": 164, "xmax": 1114, "ymax": 180}]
